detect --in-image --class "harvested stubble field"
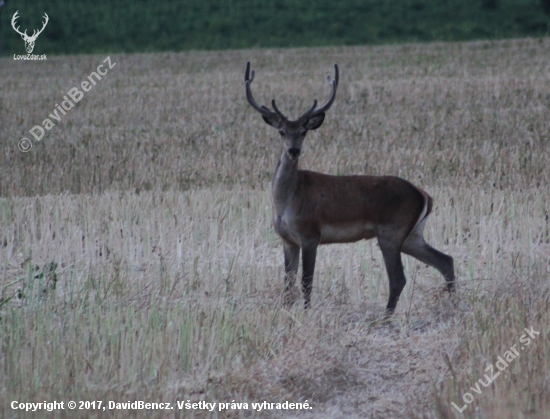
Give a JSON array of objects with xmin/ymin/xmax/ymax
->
[{"xmin": 1, "ymin": 38, "xmax": 550, "ymax": 418}]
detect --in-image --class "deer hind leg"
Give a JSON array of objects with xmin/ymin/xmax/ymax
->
[
  {"xmin": 377, "ymin": 230, "xmax": 409, "ymax": 313},
  {"xmin": 401, "ymin": 218, "xmax": 455, "ymax": 291}
]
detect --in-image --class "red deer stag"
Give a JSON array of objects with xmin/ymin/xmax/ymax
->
[{"xmin": 244, "ymin": 61, "xmax": 454, "ymax": 313}]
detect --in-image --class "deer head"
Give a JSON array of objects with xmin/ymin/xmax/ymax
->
[
  {"xmin": 244, "ymin": 61, "xmax": 339, "ymax": 160},
  {"xmin": 11, "ymin": 11, "xmax": 49, "ymax": 54}
]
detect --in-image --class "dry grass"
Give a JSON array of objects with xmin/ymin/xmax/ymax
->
[{"xmin": 1, "ymin": 38, "xmax": 549, "ymax": 418}]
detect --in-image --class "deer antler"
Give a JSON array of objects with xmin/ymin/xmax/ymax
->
[
  {"xmin": 245, "ymin": 61, "xmax": 287, "ymax": 121},
  {"xmin": 11, "ymin": 11, "xmax": 49, "ymax": 41},
  {"xmin": 299, "ymin": 64, "xmax": 339, "ymax": 121},
  {"xmin": 245, "ymin": 61, "xmax": 338, "ymax": 122},
  {"xmin": 11, "ymin": 11, "xmax": 27, "ymax": 38}
]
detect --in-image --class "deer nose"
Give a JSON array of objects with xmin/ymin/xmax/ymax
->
[{"xmin": 288, "ymin": 148, "xmax": 301, "ymax": 158}]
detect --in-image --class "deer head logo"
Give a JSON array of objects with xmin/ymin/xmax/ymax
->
[{"xmin": 11, "ymin": 10, "xmax": 49, "ymax": 54}]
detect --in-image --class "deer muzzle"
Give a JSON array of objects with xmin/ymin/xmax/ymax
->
[{"xmin": 288, "ymin": 148, "xmax": 301, "ymax": 159}]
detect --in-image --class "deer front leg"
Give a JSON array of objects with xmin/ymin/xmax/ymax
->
[
  {"xmin": 283, "ymin": 241, "xmax": 300, "ymax": 292},
  {"xmin": 301, "ymin": 242, "xmax": 318, "ymax": 309}
]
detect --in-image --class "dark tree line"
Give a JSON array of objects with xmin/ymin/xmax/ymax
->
[{"xmin": 0, "ymin": 0, "xmax": 548, "ymax": 55}]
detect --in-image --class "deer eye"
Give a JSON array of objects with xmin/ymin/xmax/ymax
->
[{"xmin": 278, "ymin": 130, "xmax": 285, "ymax": 136}]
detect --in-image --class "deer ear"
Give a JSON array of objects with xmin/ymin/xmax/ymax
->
[{"xmin": 304, "ymin": 113, "xmax": 325, "ymax": 130}]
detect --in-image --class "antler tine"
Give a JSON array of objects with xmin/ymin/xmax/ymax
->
[
  {"xmin": 245, "ymin": 61, "xmax": 279, "ymax": 119},
  {"xmin": 244, "ymin": 61, "xmax": 254, "ymax": 83},
  {"xmin": 299, "ymin": 100, "xmax": 318, "ymax": 121},
  {"xmin": 301, "ymin": 64, "xmax": 339, "ymax": 120},
  {"xmin": 271, "ymin": 100, "xmax": 288, "ymax": 121}
]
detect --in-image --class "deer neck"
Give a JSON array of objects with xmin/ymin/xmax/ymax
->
[{"xmin": 272, "ymin": 151, "xmax": 299, "ymax": 215}]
